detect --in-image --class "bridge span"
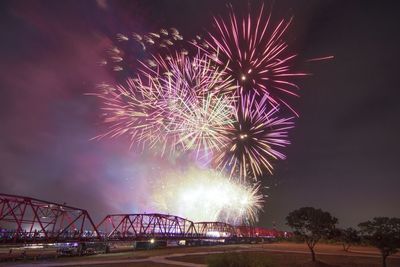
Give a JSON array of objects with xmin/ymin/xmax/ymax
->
[{"xmin": 0, "ymin": 193, "xmax": 288, "ymax": 245}]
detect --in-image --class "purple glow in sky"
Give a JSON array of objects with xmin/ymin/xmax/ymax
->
[{"xmin": 1, "ymin": 0, "xmax": 399, "ymax": 229}]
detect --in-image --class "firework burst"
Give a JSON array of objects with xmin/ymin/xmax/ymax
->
[
  {"xmin": 90, "ymin": 4, "xmax": 329, "ymax": 212},
  {"xmin": 90, "ymin": 77, "xmax": 179, "ymax": 154},
  {"xmin": 214, "ymin": 94, "xmax": 294, "ymax": 180},
  {"xmin": 167, "ymin": 91, "xmax": 235, "ymax": 155},
  {"xmin": 93, "ymin": 52, "xmax": 238, "ymax": 155},
  {"xmin": 147, "ymin": 52, "xmax": 236, "ymax": 96},
  {"xmin": 149, "ymin": 53, "xmax": 237, "ymax": 153},
  {"xmin": 200, "ymin": 4, "xmax": 307, "ymax": 116},
  {"xmin": 150, "ymin": 167, "xmax": 264, "ymax": 224}
]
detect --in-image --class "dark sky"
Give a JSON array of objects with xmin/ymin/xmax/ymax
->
[{"xmin": 0, "ymin": 0, "xmax": 399, "ymax": 230}]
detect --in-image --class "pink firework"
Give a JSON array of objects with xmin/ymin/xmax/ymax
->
[
  {"xmin": 141, "ymin": 51, "xmax": 236, "ymax": 97},
  {"xmin": 93, "ymin": 52, "xmax": 237, "ymax": 156},
  {"xmin": 214, "ymin": 93, "xmax": 294, "ymax": 180},
  {"xmin": 201, "ymin": 4, "xmax": 307, "ymax": 116},
  {"xmin": 90, "ymin": 78, "xmax": 178, "ymax": 155},
  {"xmin": 146, "ymin": 53, "xmax": 237, "ymax": 154}
]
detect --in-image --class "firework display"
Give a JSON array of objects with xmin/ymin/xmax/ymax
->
[
  {"xmin": 200, "ymin": 4, "xmax": 307, "ymax": 116},
  {"xmin": 153, "ymin": 53, "xmax": 237, "ymax": 153},
  {"xmin": 150, "ymin": 168, "xmax": 263, "ymax": 224},
  {"xmin": 90, "ymin": 79, "xmax": 174, "ymax": 154},
  {"xmin": 93, "ymin": 4, "xmax": 326, "ymax": 223},
  {"xmin": 214, "ymin": 94, "xmax": 294, "ymax": 180},
  {"xmin": 94, "ymin": 53, "xmax": 237, "ymax": 155}
]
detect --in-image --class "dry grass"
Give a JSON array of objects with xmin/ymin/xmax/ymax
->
[{"xmin": 168, "ymin": 249, "xmax": 400, "ymax": 267}]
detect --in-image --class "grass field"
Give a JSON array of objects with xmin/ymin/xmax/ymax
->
[
  {"xmin": 169, "ymin": 251, "xmax": 400, "ymax": 267},
  {"xmin": 2, "ymin": 242, "xmax": 400, "ymax": 267}
]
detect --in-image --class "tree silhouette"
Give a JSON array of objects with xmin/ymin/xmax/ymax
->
[
  {"xmin": 286, "ymin": 207, "xmax": 338, "ymax": 262},
  {"xmin": 334, "ymin": 227, "xmax": 361, "ymax": 252},
  {"xmin": 359, "ymin": 217, "xmax": 400, "ymax": 267}
]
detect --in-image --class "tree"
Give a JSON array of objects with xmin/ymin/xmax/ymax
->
[
  {"xmin": 286, "ymin": 207, "xmax": 338, "ymax": 262},
  {"xmin": 358, "ymin": 217, "xmax": 400, "ymax": 267},
  {"xmin": 334, "ymin": 227, "xmax": 361, "ymax": 252}
]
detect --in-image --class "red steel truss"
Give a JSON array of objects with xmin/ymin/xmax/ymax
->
[
  {"xmin": 194, "ymin": 222, "xmax": 237, "ymax": 238},
  {"xmin": 0, "ymin": 193, "xmax": 290, "ymax": 244},
  {"xmin": 0, "ymin": 193, "xmax": 100, "ymax": 243},
  {"xmin": 236, "ymin": 226, "xmax": 293, "ymax": 238},
  {"xmin": 235, "ymin": 225, "xmax": 257, "ymax": 237},
  {"xmin": 96, "ymin": 214, "xmax": 198, "ymax": 240}
]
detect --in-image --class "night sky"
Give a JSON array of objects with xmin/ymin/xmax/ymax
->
[{"xmin": 0, "ymin": 0, "xmax": 399, "ymax": 230}]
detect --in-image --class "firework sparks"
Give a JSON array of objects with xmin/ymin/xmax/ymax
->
[
  {"xmin": 148, "ymin": 52, "xmax": 236, "ymax": 96},
  {"xmin": 103, "ymin": 27, "xmax": 188, "ymax": 77},
  {"xmin": 88, "ymin": 2, "xmax": 334, "ymax": 229},
  {"xmin": 90, "ymin": 78, "xmax": 178, "ymax": 154},
  {"xmin": 200, "ymin": 4, "xmax": 307, "ymax": 116},
  {"xmin": 214, "ymin": 94, "xmax": 294, "ymax": 180},
  {"xmin": 149, "ymin": 53, "xmax": 237, "ymax": 154},
  {"xmin": 93, "ymin": 52, "xmax": 238, "ymax": 155},
  {"xmin": 91, "ymin": 4, "xmax": 323, "ymax": 189},
  {"xmin": 167, "ymin": 91, "xmax": 235, "ymax": 155},
  {"xmin": 150, "ymin": 167, "xmax": 264, "ymax": 224}
]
